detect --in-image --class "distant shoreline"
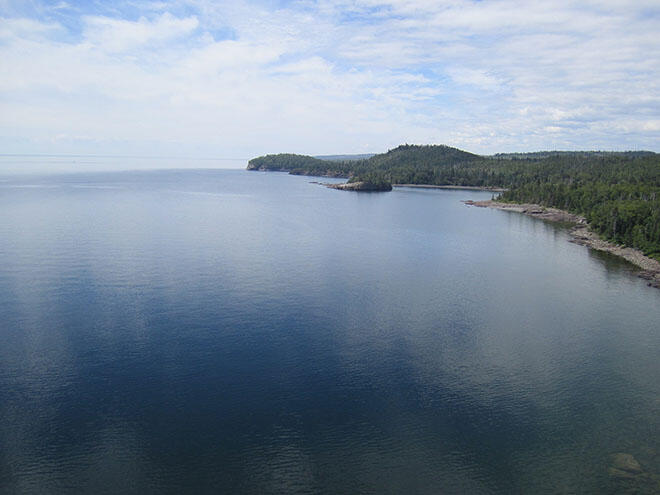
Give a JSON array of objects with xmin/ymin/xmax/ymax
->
[
  {"xmin": 308, "ymin": 180, "xmax": 507, "ymax": 192},
  {"xmin": 465, "ymin": 200, "xmax": 660, "ymax": 290},
  {"xmin": 393, "ymin": 184, "xmax": 507, "ymax": 192}
]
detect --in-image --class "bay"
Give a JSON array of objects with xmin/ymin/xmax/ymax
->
[{"xmin": 1, "ymin": 169, "xmax": 659, "ymax": 493}]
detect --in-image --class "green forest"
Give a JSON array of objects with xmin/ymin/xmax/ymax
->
[{"xmin": 247, "ymin": 145, "xmax": 660, "ymax": 259}]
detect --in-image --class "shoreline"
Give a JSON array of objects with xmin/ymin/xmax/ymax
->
[
  {"xmin": 309, "ymin": 180, "xmax": 503, "ymax": 192},
  {"xmin": 393, "ymin": 184, "xmax": 507, "ymax": 192},
  {"xmin": 464, "ymin": 200, "xmax": 660, "ymax": 289}
]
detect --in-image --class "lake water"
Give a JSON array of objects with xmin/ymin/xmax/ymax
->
[{"xmin": 1, "ymin": 169, "xmax": 659, "ymax": 494}]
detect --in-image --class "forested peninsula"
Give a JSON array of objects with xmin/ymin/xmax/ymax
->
[{"xmin": 247, "ymin": 145, "xmax": 660, "ymax": 265}]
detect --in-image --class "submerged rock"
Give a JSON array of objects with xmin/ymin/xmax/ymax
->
[
  {"xmin": 611, "ymin": 453, "xmax": 643, "ymax": 474},
  {"xmin": 608, "ymin": 453, "xmax": 660, "ymax": 494}
]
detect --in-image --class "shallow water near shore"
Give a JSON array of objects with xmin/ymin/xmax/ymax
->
[{"xmin": 1, "ymin": 169, "xmax": 659, "ymax": 493}]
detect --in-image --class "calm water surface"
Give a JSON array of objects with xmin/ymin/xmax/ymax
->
[{"xmin": 1, "ymin": 169, "xmax": 659, "ymax": 494}]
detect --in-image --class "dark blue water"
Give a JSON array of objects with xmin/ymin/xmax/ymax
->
[{"xmin": 1, "ymin": 169, "xmax": 659, "ymax": 494}]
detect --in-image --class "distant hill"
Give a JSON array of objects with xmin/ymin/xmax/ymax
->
[
  {"xmin": 246, "ymin": 153, "xmax": 328, "ymax": 171},
  {"xmin": 364, "ymin": 144, "xmax": 479, "ymax": 168},
  {"xmin": 247, "ymin": 153, "xmax": 352, "ymax": 177},
  {"xmin": 247, "ymin": 144, "xmax": 480, "ymax": 179}
]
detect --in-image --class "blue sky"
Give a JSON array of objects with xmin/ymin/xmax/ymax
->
[{"xmin": 1, "ymin": 0, "xmax": 659, "ymax": 165}]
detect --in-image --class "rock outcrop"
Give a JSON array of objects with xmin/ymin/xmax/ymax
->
[{"xmin": 325, "ymin": 181, "xmax": 392, "ymax": 192}]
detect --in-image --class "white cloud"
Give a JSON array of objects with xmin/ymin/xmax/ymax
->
[
  {"xmin": 0, "ymin": 17, "xmax": 62, "ymax": 39},
  {"xmin": 82, "ymin": 12, "xmax": 199, "ymax": 52},
  {"xmin": 0, "ymin": 0, "xmax": 658, "ymax": 164}
]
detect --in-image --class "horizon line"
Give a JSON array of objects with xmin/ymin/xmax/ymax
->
[{"xmin": 0, "ymin": 154, "xmax": 251, "ymax": 160}]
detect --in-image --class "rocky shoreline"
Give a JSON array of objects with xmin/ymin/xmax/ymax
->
[
  {"xmin": 315, "ymin": 181, "xmax": 393, "ymax": 191},
  {"xmin": 464, "ymin": 200, "xmax": 660, "ymax": 290}
]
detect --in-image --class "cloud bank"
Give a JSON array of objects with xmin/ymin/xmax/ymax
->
[{"xmin": 1, "ymin": 0, "xmax": 659, "ymax": 162}]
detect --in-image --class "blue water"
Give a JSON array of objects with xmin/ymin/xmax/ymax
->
[{"xmin": 1, "ymin": 169, "xmax": 659, "ymax": 493}]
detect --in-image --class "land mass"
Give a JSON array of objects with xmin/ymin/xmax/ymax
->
[{"xmin": 247, "ymin": 144, "xmax": 660, "ymax": 269}]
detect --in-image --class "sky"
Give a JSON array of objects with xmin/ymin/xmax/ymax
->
[{"xmin": 1, "ymin": 0, "xmax": 659, "ymax": 170}]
